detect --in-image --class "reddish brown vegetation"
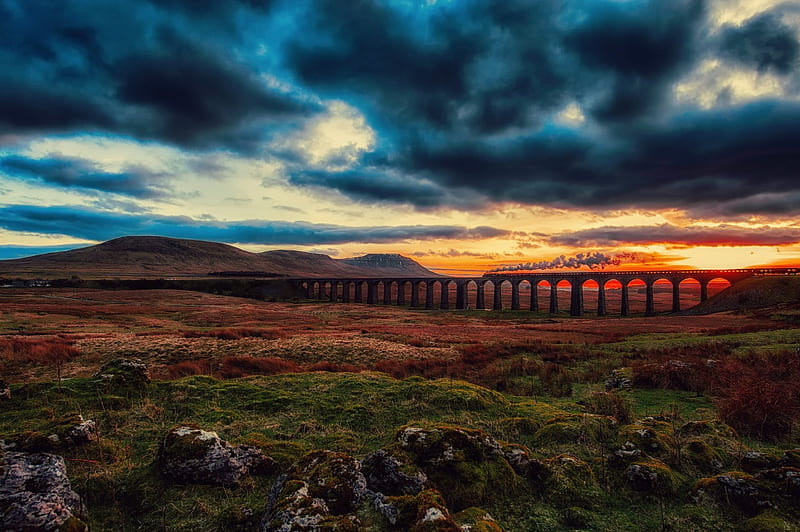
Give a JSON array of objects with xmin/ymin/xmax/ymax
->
[
  {"xmin": 218, "ymin": 356, "xmax": 301, "ymax": 378},
  {"xmin": 0, "ymin": 336, "xmax": 81, "ymax": 387},
  {"xmin": 182, "ymin": 328, "xmax": 282, "ymax": 340},
  {"xmin": 630, "ymin": 345, "xmax": 800, "ymax": 440}
]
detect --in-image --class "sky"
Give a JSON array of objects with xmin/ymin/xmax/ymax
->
[{"xmin": 1, "ymin": 0, "xmax": 800, "ymax": 273}]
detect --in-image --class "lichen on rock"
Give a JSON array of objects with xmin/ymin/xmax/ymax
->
[
  {"xmin": 391, "ymin": 425, "xmax": 520, "ymax": 511},
  {"xmin": 159, "ymin": 424, "xmax": 276, "ymax": 487},
  {"xmin": 2, "ymin": 413, "xmax": 97, "ymax": 453},
  {"xmin": 625, "ymin": 458, "xmax": 675, "ymax": 495},
  {"xmin": 361, "ymin": 449, "xmax": 428, "ymax": 496},
  {"xmin": 261, "ymin": 450, "xmax": 368, "ymax": 531},
  {"xmin": 92, "ymin": 357, "xmax": 150, "ymax": 389},
  {"xmin": 0, "ymin": 451, "xmax": 88, "ymax": 531}
]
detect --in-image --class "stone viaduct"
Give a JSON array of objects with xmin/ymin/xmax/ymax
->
[{"xmin": 292, "ymin": 268, "xmax": 799, "ymax": 317}]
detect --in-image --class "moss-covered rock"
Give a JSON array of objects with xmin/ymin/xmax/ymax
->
[
  {"xmin": 617, "ymin": 424, "xmax": 675, "ymax": 460},
  {"xmin": 391, "ymin": 425, "xmax": 520, "ymax": 511},
  {"xmin": 495, "ymin": 417, "xmax": 542, "ymax": 441},
  {"xmin": 383, "ymin": 489, "xmax": 460, "ymax": 532},
  {"xmin": 780, "ymin": 449, "xmax": 800, "ymax": 469},
  {"xmin": 0, "ymin": 451, "xmax": 88, "ymax": 532},
  {"xmin": 756, "ymin": 467, "xmax": 800, "ymax": 501},
  {"xmin": 453, "ymin": 507, "xmax": 503, "ymax": 531},
  {"xmin": 533, "ymin": 413, "xmax": 618, "ymax": 447},
  {"xmin": 2, "ymin": 413, "xmax": 97, "ymax": 452},
  {"xmin": 683, "ymin": 438, "xmax": 726, "ymax": 473},
  {"xmin": 625, "ymin": 458, "xmax": 675, "ymax": 495},
  {"xmin": 604, "ymin": 367, "xmax": 633, "ymax": 391},
  {"xmin": 543, "ymin": 454, "xmax": 603, "ymax": 509},
  {"xmin": 693, "ymin": 471, "xmax": 771, "ymax": 516},
  {"xmin": 738, "ymin": 510, "xmax": 796, "ymax": 531},
  {"xmin": 500, "ymin": 443, "xmax": 549, "ymax": 481},
  {"xmin": 741, "ymin": 451, "xmax": 782, "ymax": 474},
  {"xmin": 92, "ymin": 357, "xmax": 150, "ymax": 390},
  {"xmin": 680, "ymin": 420, "xmax": 737, "ymax": 439},
  {"xmin": 361, "ymin": 449, "xmax": 428, "ymax": 496},
  {"xmin": 0, "ymin": 380, "xmax": 10, "ymax": 401},
  {"xmin": 159, "ymin": 424, "xmax": 276, "ymax": 487}
]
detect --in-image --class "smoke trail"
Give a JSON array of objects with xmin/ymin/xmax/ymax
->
[{"xmin": 490, "ymin": 251, "xmax": 635, "ymax": 272}]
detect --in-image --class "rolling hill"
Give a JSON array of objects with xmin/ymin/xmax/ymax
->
[
  {"xmin": 0, "ymin": 236, "xmax": 437, "ymax": 279},
  {"xmin": 683, "ymin": 276, "xmax": 800, "ymax": 315}
]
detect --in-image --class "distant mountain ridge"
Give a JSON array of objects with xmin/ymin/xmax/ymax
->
[{"xmin": 0, "ymin": 236, "xmax": 437, "ymax": 279}]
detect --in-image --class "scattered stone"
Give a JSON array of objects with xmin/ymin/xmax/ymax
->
[
  {"xmin": 361, "ymin": 449, "xmax": 428, "ymax": 496},
  {"xmin": 453, "ymin": 507, "xmax": 503, "ymax": 531},
  {"xmin": 159, "ymin": 425, "xmax": 276, "ymax": 487},
  {"xmin": 693, "ymin": 472, "xmax": 772, "ymax": 515},
  {"xmin": 2, "ymin": 414, "xmax": 97, "ymax": 452},
  {"xmin": 93, "ymin": 357, "xmax": 150, "ymax": 389},
  {"xmin": 381, "ymin": 489, "xmax": 460, "ymax": 532},
  {"xmin": 543, "ymin": 454, "xmax": 603, "ymax": 509},
  {"xmin": 0, "ymin": 451, "xmax": 87, "ymax": 531},
  {"xmin": 617, "ymin": 424, "xmax": 674, "ymax": 459},
  {"xmin": 780, "ymin": 449, "xmax": 800, "ymax": 469},
  {"xmin": 756, "ymin": 467, "xmax": 800, "ymax": 500},
  {"xmin": 261, "ymin": 450, "xmax": 368, "ymax": 531},
  {"xmin": 393, "ymin": 425, "xmax": 519, "ymax": 511},
  {"xmin": 0, "ymin": 380, "xmax": 10, "ymax": 401},
  {"xmin": 604, "ymin": 368, "xmax": 633, "ymax": 391},
  {"xmin": 683, "ymin": 439, "xmax": 725, "ymax": 473},
  {"xmin": 625, "ymin": 458, "xmax": 675, "ymax": 494},
  {"xmin": 741, "ymin": 451, "xmax": 781, "ymax": 474},
  {"xmin": 500, "ymin": 443, "xmax": 549, "ymax": 481}
]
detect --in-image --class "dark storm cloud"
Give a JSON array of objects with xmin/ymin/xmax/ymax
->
[
  {"xmin": 387, "ymin": 99, "xmax": 800, "ymax": 210},
  {"xmin": 720, "ymin": 10, "xmax": 799, "ymax": 73},
  {"xmin": 566, "ymin": 0, "xmax": 705, "ymax": 122},
  {"xmin": 0, "ymin": 205, "xmax": 509, "ymax": 245},
  {"xmin": 0, "ymin": 155, "xmax": 169, "ymax": 198},
  {"xmin": 113, "ymin": 31, "xmax": 315, "ymax": 148},
  {"xmin": 288, "ymin": 168, "xmax": 481, "ymax": 208},
  {"xmin": 550, "ymin": 224, "xmax": 800, "ymax": 247},
  {"xmin": 0, "ymin": 0, "xmax": 315, "ymax": 149},
  {"xmin": 3, "ymin": 0, "xmax": 799, "ymax": 221},
  {"xmin": 286, "ymin": 0, "xmax": 571, "ymax": 134}
]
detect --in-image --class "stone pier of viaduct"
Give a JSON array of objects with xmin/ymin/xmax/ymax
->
[{"xmin": 292, "ymin": 268, "xmax": 798, "ymax": 317}]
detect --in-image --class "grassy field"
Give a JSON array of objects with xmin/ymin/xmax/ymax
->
[{"xmin": 1, "ymin": 288, "xmax": 799, "ymax": 530}]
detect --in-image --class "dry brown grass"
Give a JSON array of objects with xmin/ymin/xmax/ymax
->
[{"xmin": 0, "ymin": 288, "xmax": 784, "ymax": 384}]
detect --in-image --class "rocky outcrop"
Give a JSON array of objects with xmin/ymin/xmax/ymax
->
[
  {"xmin": 361, "ymin": 449, "xmax": 428, "ymax": 496},
  {"xmin": 261, "ymin": 450, "xmax": 368, "ymax": 531},
  {"xmin": 693, "ymin": 472, "xmax": 771, "ymax": 515},
  {"xmin": 159, "ymin": 425, "xmax": 276, "ymax": 487},
  {"xmin": 391, "ymin": 425, "xmax": 520, "ymax": 511},
  {"xmin": 93, "ymin": 357, "xmax": 150, "ymax": 389},
  {"xmin": 625, "ymin": 458, "xmax": 675, "ymax": 494},
  {"xmin": 2, "ymin": 414, "xmax": 97, "ymax": 453},
  {"xmin": 262, "ymin": 447, "xmax": 503, "ymax": 531},
  {"xmin": 0, "ymin": 451, "xmax": 87, "ymax": 531}
]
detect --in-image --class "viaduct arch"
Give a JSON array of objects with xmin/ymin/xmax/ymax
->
[{"xmin": 295, "ymin": 268, "xmax": 798, "ymax": 316}]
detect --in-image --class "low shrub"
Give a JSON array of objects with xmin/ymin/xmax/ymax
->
[
  {"xmin": 218, "ymin": 356, "xmax": 300, "ymax": 378},
  {"xmin": 182, "ymin": 328, "xmax": 281, "ymax": 340},
  {"xmin": 580, "ymin": 391, "xmax": 633, "ymax": 424}
]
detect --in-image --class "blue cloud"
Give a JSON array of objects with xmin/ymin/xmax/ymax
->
[
  {"xmin": 0, "ymin": 245, "xmax": 83, "ymax": 261},
  {"xmin": 0, "ymin": 155, "xmax": 170, "ymax": 198},
  {"xmin": 0, "ymin": 205, "xmax": 509, "ymax": 245}
]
